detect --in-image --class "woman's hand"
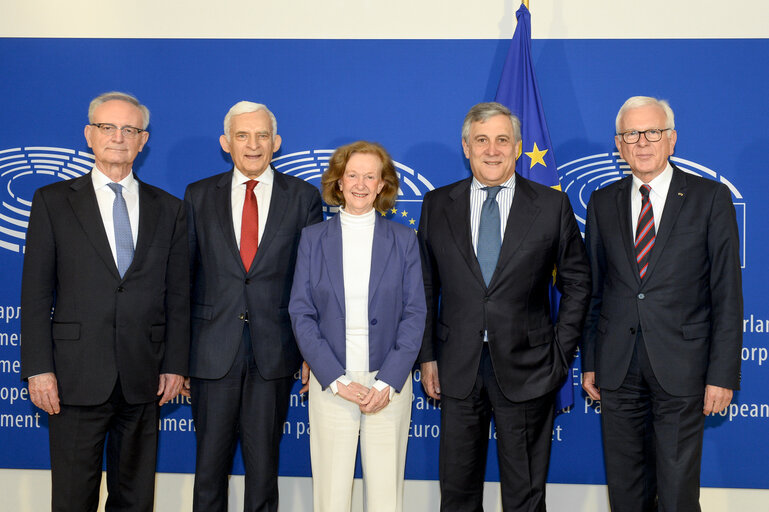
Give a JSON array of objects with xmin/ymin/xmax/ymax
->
[
  {"xmin": 359, "ymin": 386, "xmax": 391, "ymax": 414},
  {"xmin": 337, "ymin": 380, "xmax": 371, "ymax": 405}
]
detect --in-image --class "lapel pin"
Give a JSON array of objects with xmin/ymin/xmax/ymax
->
[{"xmin": 678, "ymin": 192, "xmax": 684, "ymax": 197}]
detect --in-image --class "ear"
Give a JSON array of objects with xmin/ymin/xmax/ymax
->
[
  {"xmin": 614, "ymin": 135, "xmax": 624, "ymax": 159},
  {"xmin": 137, "ymin": 130, "xmax": 149, "ymax": 152},
  {"xmin": 84, "ymin": 124, "xmax": 94, "ymax": 149},
  {"xmin": 461, "ymin": 138, "xmax": 470, "ymax": 159},
  {"xmin": 273, "ymin": 134, "xmax": 282, "ymax": 152},
  {"xmin": 219, "ymin": 134, "xmax": 231, "ymax": 154},
  {"xmin": 667, "ymin": 130, "xmax": 677, "ymax": 156},
  {"xmin": 515, "ymin": 140, "xmax": 522, "ymax": 160}
]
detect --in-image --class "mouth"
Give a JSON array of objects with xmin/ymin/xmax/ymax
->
[{"xmin": 351, "ymin": 191, "xmax": 368, "ymax": 198}]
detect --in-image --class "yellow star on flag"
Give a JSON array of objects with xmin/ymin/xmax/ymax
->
[{"xmin": 525, "ymin": 142, "xmax": 548, "ymax": 169}]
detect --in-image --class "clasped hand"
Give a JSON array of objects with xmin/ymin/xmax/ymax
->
[{"xmin": 337, "ymin": 381, "xmax": 390, "ymax": 414}]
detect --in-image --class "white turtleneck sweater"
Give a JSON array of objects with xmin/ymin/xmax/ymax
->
[{"xmin": 329, "ymin": 208, "xmax": 390, "ymax": 394}]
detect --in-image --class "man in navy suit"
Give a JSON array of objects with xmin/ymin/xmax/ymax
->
[
  {"xmin": 21, "ymin": 91, "xmax": 189, "ymax": 512},
  {"xmin": 582, "ymin": 96, "xmax": 742, "ymax": 511},
  {"xmin": 183, "ymin": 101, "xmax": 322, "ymax": 512},
  {"xmin": 418, "ymin": 102, "xmax": 591, "ymax": 511}
]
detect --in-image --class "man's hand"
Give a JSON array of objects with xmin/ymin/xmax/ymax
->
[
  {"xmin": 703, "ymin": 385, "xmax": 733, "ymax": 415},
  {"xmin": 180, "ymin": 377, "xmax": 191, "ymax": 398},
  {"xmin": 420, "ymin": 361, "xmax": 441, "ymax": 400},
  {"xmin": 582, "ymin": 371, "xmax": 601, "ymax": 401},
  {"xmin": 157, "ymin": 373, "xmax": 184, "ymax": 406},
  {"xmin": 299, "ymin": 361, "xmax": 310, "ymax": 394},
  {"xmin": 360, "ymin": 386, "xmax": 391, "ymax": 414},
  {"xmin": 336, "ymin": 380, "xmax": 371, "ymax": 405},
  {"xmin": 28, "ymin": 372, "xmax": 60, "ymax": 415}
]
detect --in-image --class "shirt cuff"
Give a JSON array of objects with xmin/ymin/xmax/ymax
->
[
  {"xmin": 329, "ymin": 375, "xmax": 352, "ymax": 395},
  {"xmin": 374, "ymin": 379, "xmax": 395, "ymax": 400}
]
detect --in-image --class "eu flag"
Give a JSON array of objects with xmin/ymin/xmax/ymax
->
[{"xmin": 495, "ymin": 3, "xmax": 574, "ymax": 411}]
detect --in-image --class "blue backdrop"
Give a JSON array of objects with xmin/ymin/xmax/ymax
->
[{"xmin": 0, "ymin": 37, "xmax": 766, "ymax": 488}]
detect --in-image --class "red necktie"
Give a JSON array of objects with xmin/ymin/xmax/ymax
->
[
  {"xmin": 240, "ymin": 180, "xmax": 259, "ymax": 270},
  {"xmin": 635, "ymin": 184, "xmax": 655, "ymax": 279}
]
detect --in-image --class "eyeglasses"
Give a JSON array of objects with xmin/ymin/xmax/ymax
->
[
  {"xmin": 90, "ymin": 123, "xmax": 146, "ymax": 138},
  {"xmin": 617, "ymin": 128, "xmax": 671, "ymax": 144}
]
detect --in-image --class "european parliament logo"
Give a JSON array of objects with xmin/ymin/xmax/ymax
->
[
  {"xmin": 0, "ymin": 147, "xmax": 93, "ymax": 254},
  {"xmin": 558, "ymin": 152, "xmax": 746, "ymax": 268},
  {"xmin": 273, "ymin": 149, "xmax": 435, "ymax": 229}
]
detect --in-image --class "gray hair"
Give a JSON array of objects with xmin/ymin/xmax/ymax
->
[
  {"xmin": 88, "ymin": 91, "xmax": 150, "ymax": 129},
  {"xmin": 462, "ymin": 102, "xmax": 522, "ymax": 143},
  {"xmin": 615, "ymin": 96, "xmax": 675, "ymax": 134},
  {"xmin": 223, "ymin": 101, "xmax": 278, "ymax": 141}
]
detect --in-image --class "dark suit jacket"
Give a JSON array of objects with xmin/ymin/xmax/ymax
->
[
  {"xmin": 418, "ymin": 173, "xmax": 591, "ymax": 402},
  {"xmin": 20, "ymin": 172, "xmax": 190, "ymax": 406},
  {"xmin": 582, "ymin": 164, "xmax": 743, "ymax": 395},
  {"xmin": 185, "ymin": 167, "xmax": 322, "ymax": 380},
  {"xmin": 289, "ymin": 214, "xmax": 426, "ymax": 392}
]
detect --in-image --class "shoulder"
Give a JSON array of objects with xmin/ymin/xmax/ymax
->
[
  {"xmin": 186, "ymin": 170, "xmax": 231, "ymax": 193},
  {"xmin": 140, "ymin": 181, "xmax": 183, "ymax": 207},
  {"xmin": 274, "ymin": 170, "xmax": 320, "ymax": 196},
  {"xmin": 516, "ymin": 174, "xmax": 566, "ymax": 202},
  {"xmin": 35, "ymin": 174, "xmax": 89, "ymax": 198},
  {"xmin": 423, "ymin": 177, "xmax": 471, "ymax": 204},
  {"xmin": 300, "ymin": 216, "xmax": 332, "ymax": 239},
  {"xmin": 381, "ymin": 216, "xmax": 417, "ymax": 239}
]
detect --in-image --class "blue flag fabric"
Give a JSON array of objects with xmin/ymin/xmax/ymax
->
[{"xmin": 494, "ymin": 4, "xmax": 574, "ymax": 411}]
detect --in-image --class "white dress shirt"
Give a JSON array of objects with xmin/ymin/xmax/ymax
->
[
  {"xmin": 231, "ymin": 166, "xmax": 274, "ymax": 248},
  {"xmin": 631, "ymin": 162, "xmax": 673, "ymax": 238},
  {"xmin": 470, "ymin": 174, "xmax": 516, "ymax": 255},
  {"xmin": 92, "ymin": 167, "xmax": 139, "ymax": 266}
]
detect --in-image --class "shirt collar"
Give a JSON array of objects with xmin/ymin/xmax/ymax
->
[
  {"xmin": 91, "ymin": 166, "xmax": 138, "ymax": 194},
  {"xmin": 632, "ymin": 162, "xmax": 673, "ymax": 198},
  {"xmin": 470, "ymin": 173, "xmax": 516, "ymax": 191},
  {"xmin": 232, "ymin": 165, "xmax": 274, "ymax": 189}
]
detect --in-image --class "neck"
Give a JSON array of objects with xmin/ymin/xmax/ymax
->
[{"xmin": 95, "ymin": 162, "xmax": 132, "ymax": 182}]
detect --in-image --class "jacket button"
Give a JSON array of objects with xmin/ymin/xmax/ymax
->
[
  {"xmin": 239, "ymin": 313, "xmax": 246, "ymax": 321},
  {"xmin": 117, "ymin": 286, "xmax": 125, "ymax": 293},
  {"xmin": 245, "ymin": 278, "xmax": 251, "ymax": 285},
  {"xmin": 630, "ymin": 327, "xmax": 636, "ymax": 334},
  {"xmin": 370, "ymin": 319, "xmax": 378, "ymax": 325},
  {"xmin": 637, "ymin": 293, "xmax": 645, "ymax": 300}
]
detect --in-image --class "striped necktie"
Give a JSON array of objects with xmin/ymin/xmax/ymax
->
[
  {"xmin": 107, "ymin": 182, "xmax": 134, "ymax": 278},
  {"xmin": 635, "ymin": 184, "xmax": 655, "ymax": 279}
]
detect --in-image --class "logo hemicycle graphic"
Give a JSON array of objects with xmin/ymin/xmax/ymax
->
[
  {"xmin": 558, "ymin": 152, "xmax": 746, "ymax": 267},
  {"xmin": 0, "ymin": 147, "xmax": 434, "ymax": 255},
  {"xmin": 0, "ymin": 147, "xmax": 93, "ymax": 253}
]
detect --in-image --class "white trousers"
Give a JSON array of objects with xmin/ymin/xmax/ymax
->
[{"xmin": 308, "ymin": 370, "xmax": 412, "ymax": 512}]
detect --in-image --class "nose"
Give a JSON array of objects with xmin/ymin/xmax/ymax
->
[
  {"xmin": 486, "ymin": 140, "xmax": 501, "ymax": 155},
  {"xmin": 111, "ymin": 128, "xmax": 125, "ymax": 142}
]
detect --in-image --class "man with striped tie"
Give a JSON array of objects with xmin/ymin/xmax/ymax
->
[{"xmin": 581, "ymin": 96, "xmax": 743, "ymax": 512}]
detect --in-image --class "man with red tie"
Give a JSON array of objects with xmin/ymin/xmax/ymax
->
[
  {"xmin": 183, "ymin": 101, "xmax": 322, "ymax": 512},
  {"xmin": 582, "ymin": 96, "xmax": 743, "ymax": 512}
]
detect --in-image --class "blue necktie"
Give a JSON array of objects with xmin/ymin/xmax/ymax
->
[
  {"xmin": 108, "ymin": 182, "xmax": 134, "ymax": 277},
  {"xmin": 477, "ymin": 186, "xmax": 502, "ymax": 286}
]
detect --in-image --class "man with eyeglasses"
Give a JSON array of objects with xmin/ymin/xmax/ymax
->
[
  {"xmin": 418, "ymin": 102, "xmax": 590, "ymax": 511},
  {"xmin": 581, "ymin": 96, "xmax": 742, "ymax": 511},
  {"xmin": 21, "ymin": 91, "xmax": 189, "ymax": 512}
]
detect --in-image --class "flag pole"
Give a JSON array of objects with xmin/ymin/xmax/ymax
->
[{"xmin": 522, "ymin": 0, "xmax": 529, "ymax": 8}]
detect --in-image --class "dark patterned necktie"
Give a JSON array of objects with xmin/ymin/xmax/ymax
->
[
  {"xmin": 635, "ymin": 184, "xmax": 655, "ymax": 279},
  {"xmin": 477, "ymin": 186, "xmax": 502, "ymax": 286}
]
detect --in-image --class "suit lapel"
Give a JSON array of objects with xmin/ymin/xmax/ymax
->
[
  {"xmin": 443, "ymin": 179, "xmax": 486, "ymax": 287},
  {"xmin": 321, "ymin": 215, "xmax": 346, "ymax": 314},
  {"xmin": 252, "ymin": 168, "xmax": 288, "ymax": 273},
  {"xmin": 643, "ymin": 165, "xmax": 687, "ymax": 284},
  {"xmin": 128, "ymin": 179, "xmax": 160, "ymax": 278},
  {"xmin": 214, "ymin": 171, "xmax": 244, "ymax": 271},
  {"xmin": 490, "ymin": 175, "xmax": 540, "ymax": 289},
  {"xmin": 369, "ymin": 215, "xmax": 393, "ymax": 304},
  {"xmin": 67, "ymin": 173, "xmax": 120, "ymax": 279},
  {"xmin": 614, "ymin": 176, "xmax": 640, "ymax": 285}
]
